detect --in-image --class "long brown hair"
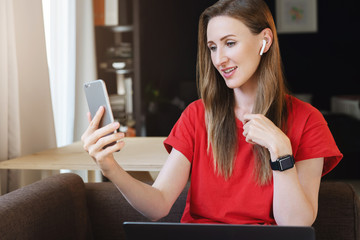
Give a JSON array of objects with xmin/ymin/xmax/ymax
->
[{"xmin": 197, "ymin": 0, "xmax": 288, "ymax": 185}]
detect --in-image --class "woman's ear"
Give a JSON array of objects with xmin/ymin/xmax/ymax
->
[{"xmin": 260, "ymin": 28, "xmax": 273, "ymax": 55}]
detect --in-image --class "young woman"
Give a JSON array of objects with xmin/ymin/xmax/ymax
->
[{"xmin": 81, "ymin": 0, "xmax": 342, "ymax": 226}]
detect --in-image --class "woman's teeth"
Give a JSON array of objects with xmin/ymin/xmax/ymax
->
[{"xmin": 224, "ymin": 67, "xmax": 237, "ymax": 73}]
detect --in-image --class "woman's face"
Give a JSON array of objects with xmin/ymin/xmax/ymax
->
[{"xmin": 207, "ymin": 16, "xmax": 263, "ymax": 90}]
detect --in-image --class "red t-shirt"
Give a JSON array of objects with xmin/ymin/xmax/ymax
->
[{"xmin": 163, "ymin": 96, "xmax": 342, "ymax": 225}]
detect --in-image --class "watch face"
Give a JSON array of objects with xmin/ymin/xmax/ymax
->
[{"xmin": 279, "ymin": 156, "xmax": 294, "ymax": 170}]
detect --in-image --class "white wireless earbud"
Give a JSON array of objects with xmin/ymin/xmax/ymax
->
[{"xmin": 260, "ymin": 39, "xmax": 266, "ymax": 56}]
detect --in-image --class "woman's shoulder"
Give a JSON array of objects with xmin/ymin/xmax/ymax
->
[
  {"xmin": 187, "ymin": 99, "xmax": 204, "ymax": 108},
  {"xmin": 287, "ymin": 95, "xmax": 323, "ymax": 117},
  {"xmin": 183, "ymin": 99, "xmax": 205, "ymax": 115},
  {"xmin": 287, "ymin": 94, "xmax": 327, "ymax": 128},
  {"xmin": 287, "ymin": 95, "xmax": 317, "ymax": 113}
]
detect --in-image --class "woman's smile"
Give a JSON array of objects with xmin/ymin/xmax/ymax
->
[{"xmin": 221, "ymin": 66, "xmax": 238, "ymax": 78}]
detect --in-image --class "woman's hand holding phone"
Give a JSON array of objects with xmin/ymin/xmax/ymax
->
[{"xmin": 81, "ymin": 106, "xmax": 125, "ymax": 176}]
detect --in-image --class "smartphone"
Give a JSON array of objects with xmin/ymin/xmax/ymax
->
[
  {"xmin": 84, "ymin": 79, "xmax": 119, "ymax": 149},
  {"xmin": 84, "ymin": 79, "xmax": 115, "ymax": 129}
]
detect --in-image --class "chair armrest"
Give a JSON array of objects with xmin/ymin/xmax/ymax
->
[
  {"xmin": 0, "ymin": 173, "xmax": 91, "ymax": 240},
  {"xmin": 313, "ymin": 181, "xmax": 360, "ymax": 240}
]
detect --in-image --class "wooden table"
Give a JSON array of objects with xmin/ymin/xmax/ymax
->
[{"xmin": 0, "ymin": 137, "xmax": 168, "ymax": 186}]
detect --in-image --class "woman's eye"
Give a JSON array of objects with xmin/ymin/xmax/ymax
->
[
  {"xmin": 226, "ymin": 41, "xmax": 236, "ymax": 47},
  {"xmin": 208, "ymin": 45, "xmax": 217, "ymax": 52}
]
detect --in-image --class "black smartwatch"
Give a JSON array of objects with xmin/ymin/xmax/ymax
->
[{"xmin": 270, "ymin": 155, "xmax": 295, "ymax": 171}]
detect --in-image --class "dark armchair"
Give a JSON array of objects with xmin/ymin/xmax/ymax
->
[{"xmin": 0, "ymin": 173, "xmax": 359, "ymax": 240}]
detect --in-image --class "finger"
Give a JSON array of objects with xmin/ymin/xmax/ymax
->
[
  {"xmin": 83, "ymin": 107, "xmax": 106, "ymax": 142},
  {"xmin": 87, "ymin": 112, "xmax": 92, "ymax": 123},
  {"xmin": 97, "ymin": 140, "xmax": 126, "ymax": 159},
  {"xmin": 243, "ymin": 113, "xmax": 256, "ymax": 123},
  {"xmin": 246, "ymin": 138, "xmax": 256, "ymax": 145},
  {"xmin": 86, "ymin": 122, "xmax": 120, "ymax": 149},
  {"xmin": 89, "ymin": 133, "xmax": 125, "ymax": 159},
  {"xmin": 82, "ymin": 107, "xmax": 105, "ymax": 147},
  {"xmin": 95, "ymin": 122, "xmax": 121, "ymax": 140},
  {"xmin": 242, "ymin": 125, "xmax": 248, "ymax": 137},
  {"xmin": 243, "ymin": 114, "xmax": 258, "ymax": 126},
  {"xmin": 89, "ymin": 106, "xmax": 105, "ymax": 130},
  {"xmin": 97, "ymin": 131, "xmax": 125, "ymax": 150},
  {"xmin": 244, "ymin": 129, "xmax": 253, "ymax": 144},
  {"xmin": 243, "ymin": 122, "xmax": 259, "ymax": 145}
]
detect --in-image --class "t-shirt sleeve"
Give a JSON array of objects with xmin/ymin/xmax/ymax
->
[
  {"xmin": 163, "ymin": 102, "xmax": 197, "ymax": 163},
  {"xmin": 294, "ymin": 108, "xmax": 343, "ymax": 176}
]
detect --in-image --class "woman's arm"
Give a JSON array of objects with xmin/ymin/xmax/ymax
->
[
  {"xmin": 243, "ymin": 113, "xmax": 324, "ymax": 226},
  {"xmin": 105, "ymin": 148, "xmax": 190, "ymax": 221},
  {"xmin": 81, "ymin": 106, "xmax": 191, "ymax": 221},
  {"xmin": 272, "ymin": 158, "xmax": 323, "ymax": 226}
]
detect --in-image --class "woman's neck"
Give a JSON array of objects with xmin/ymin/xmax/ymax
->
[{"xmin": 233, "ymin": 78, "xmax": 258, "ymax": 122}]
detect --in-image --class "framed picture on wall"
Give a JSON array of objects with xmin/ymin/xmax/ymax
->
[{"xmin": 276, "ymin": 0, "xmax": 317, "ymax": 33}]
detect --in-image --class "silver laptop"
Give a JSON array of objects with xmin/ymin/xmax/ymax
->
[{"xmin": 123, "ymin": 222, "xmax": 316, "ymax": 240}]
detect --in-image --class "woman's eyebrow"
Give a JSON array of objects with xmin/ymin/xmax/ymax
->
[{"xmin": 220, "ymin": 34, "xmax": 236, "ymax": 41}]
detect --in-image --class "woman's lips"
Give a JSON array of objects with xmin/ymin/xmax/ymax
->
[{"xmin": 221, "ymin": 66, "xmax": 238, "ymax": 78}]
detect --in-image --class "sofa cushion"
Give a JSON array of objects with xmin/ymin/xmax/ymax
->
[
  {"xmin": 85, "ymin": 182, "xmax": 150, "ymax": 240},
  {"xmin": 85, "ymin": 181, "xmax": 189, "ymax": 240},
  {"xmin": 0, "ymin": 173, "xmax": 92, "ymax": 240},
  {"xmin": 313, "ymin": 181, "xmax": 360, "ymax": 240}
]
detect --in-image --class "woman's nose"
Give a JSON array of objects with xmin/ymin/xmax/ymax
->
[{"xmin": 214, "ymin": 50, "xmax": 228, "ymax": 67}]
